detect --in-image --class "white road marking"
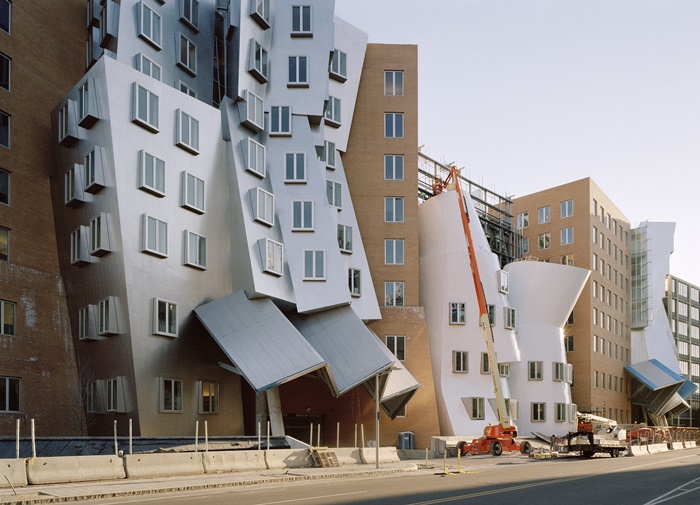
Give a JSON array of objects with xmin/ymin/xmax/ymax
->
[
  {"xmin": 254, "ymin": 490, "xmax": 368, "ymax": 504},
  {"xmin": 643, "ymin": 476, "xmax": 700, "ymax": 505}
]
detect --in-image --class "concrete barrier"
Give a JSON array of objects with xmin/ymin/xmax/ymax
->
[
  {"xmin": 647, "ymin": 443, "xmax": 668, "ymax": 454},
  {"xmin": 333, "ymin": 448, "xmax": 364, "ymax": 466},
  {"xmin": 671, "ymin": 442, "xmax": 684, "ymax": 450},
  {"xmin": 360, "ymin": 447, "xmax": 400, "ymax": 465},
  {"xmin": 687, "ymin": 441, "xmax": 697, "ymax": 448},
  {"xmin": 0, "ymin": 458, "xmax": 28, "ymax": 488},
  {"xmin": 264, "ymin": 449, "xmax": 312, "ymax": 469},
  {"xmin": 124, "ymin": 452, "xmax": 204, "ymax": 479},
  {"xmin": 202, "ymin": 450, "xmax": 266, "ymax": 473},
  {"xmin": 26, "ymin": 455, "xmax": 125, "ymax": 485},
  {"xmin": 628, "ymin": 445, "xmax": 648, "ymax": 456}
]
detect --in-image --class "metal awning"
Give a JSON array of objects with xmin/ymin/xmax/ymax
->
[
  {"xmin": 370, "ymin": 339, "xmax": 421, "ymax": 419},
  {"xmin": 625, "ymin": 359, "xmax": 697, "ymax": 417},
  {"xmin": 194, "ymin": 290, "xmax": 327, "ymax": 393}
]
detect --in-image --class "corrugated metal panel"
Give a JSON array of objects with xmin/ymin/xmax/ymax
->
[
  {"xmin": 625, "ymin": 359, "xmax": 685, "ymax": 391},
  {"xmin": 195, "ymin": 290, "xmax": 327, "ymax": 392}
]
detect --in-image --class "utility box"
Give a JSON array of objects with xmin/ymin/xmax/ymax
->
[{"xmin": 398, "ymin": 431, "xmax": 415, "ymax": 450}]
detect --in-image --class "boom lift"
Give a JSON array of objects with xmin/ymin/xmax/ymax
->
[{"xmin": 433, "ymin": 167, "xmax": 529, "ymax": 456}]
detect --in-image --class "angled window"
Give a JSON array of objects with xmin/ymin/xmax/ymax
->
[
  {"xmin": 561, "ymin": 227, "xmax": 574, "ymax": 245},
  {"xmin": 77, "ymin": 306, "xmax": 96, "ymax": 341},
  {"xmin": 470, "ymin": 398, "xmax": 485, "ymax": 420},
  {"xmin": 263, "ymin": 238, "xmax": 283, "ymax": 276},
  {"xmin": 560, "ymin": 199, "xmax": 573, "ymax": 218},
  {"xmin": 180, "ymin": 0, "xmax": 199, "ymax": 30},
  {"xmin": 240, "ymin": 90, "xmax": 264, "ymax": 132},
  {"xmin": 177, "ymin": 33, "xmax": 197, "ymax": 75},
  {"xmin": 564, "ymin": 335, "xmax": 574, "ymax": 352},
  {"xmin": 154, "ymin": 298, "xmax": 177, "ymax": 337},
  {"xmin": 449, "ymin": 302, "xmax": 465, "ymax": 325},
  {"xmin": 176, "ymin": 109, "xmax": 199, "ymax": 154},
  {"xmin": 561, "ymin": 254, "xmax": 574, "ymax": 266},
  {"xmin": 288, "ymin": 56, "xmax": 308, "ymax": 87},
  {"xmin": 384, "ymin": 155, "xmax": 404, "ymax": 180},
  {"xmin": 538, "ymin": 232, "xmax": 550, "ymax": 250},
  {"xmin": 386, "ymin": 335, "xmax": 406, "ymax": 361},
  {"xmin": 98, "ymin": 297, "xmax": 117, "ymax": 335},
  {"xmin": 498, "ymin": 270, "xmax": 509, "ymax": 294},
  {"xmin": 160, "ymin": 378, "xmax": 183, "ymax": 412},
  {"xmin": 285, "ymin": 153, "xmax": 305, "ymax": 182},
  {"xmin": 198, "ymin": 381, "xmax": 219, "ymax": 414},
  {"xmin": 521, "ymin": 237, "xmax": 529, "ymax": 254},
  {"xmin": 337, "ymin": 224, "xmax": 352, "ymax": 253},
  {"xmin": 0, "ymin": 227, "xmax": 8, "ymax": 261},
  {"xmin": 303, "ymin": 250, "xmax": 325, "ymax": 280},
  {"xmin": 105, "ymin": 378, "xmax": 118, "ymax": 411},
  {"xmin": 384, "ymin": 197, "xmax": 404, "ymax": 222},
  {"xmin": 385, "ymin": 238, "xmax": 404, "ymax": 265},
  {"xmin": 270, "ymin": 106, "xmax": 292, "ymax": 135},
  {"xmin": 250, "ymin": 0, "xmax": 270, "ymax": 29},
  {"xmin": 291, "ymin": 5, "xmax": 312, "ymax": 36},
  {"xmin": 384, "ymin": 113, "xmax": 404, "ymax": 138},
  {"xmin": 252, "ymin": 187, "xmax": 274, "ymax": 226},
  {"xmin": 553, "ymin": 362, "xmax": 565, "ymax": 382},
  {"xmin": 0, "ymin": 376, "xmax": 19, "ymax": 412},
  {"xmin": 385, "ymin": 281, "xmax": 404, "ymax": 307},
  {"xmin": 528, "ymin": 361, "xmax": 543, "ymax": 381},
  {"xmin": 139, "ymin": 1, "xmax": 162, "ymax": 49},
  {"xmin": 555, "ymin": 403, "xmax": 567, "ymax": 422},
  {"xmin": 504, "ymin": 307, "xmax": 516, "ymax": 329},
  {"xmin": 135, "ymin": 53, "xmax": 162, "ymax": 81},
  {"xmin": 531, "ymin": 402, "xmax": 545, "ymax": 422},
  {"xmin": 0, "ymin": 168, "xmax": 9, "ymax": 205},
  {"xmin": 452, "ymin": 351, "xmax": 468, "ymax": 373},
  {"xmin": 329, "ymin": 49, "xmax": 347, "ymax": 82},
  {"xmin": 324, "ymin": 140, "xmax": 336, "ymax": 169},
  {"xmin": 384, "ymin": 71, "xmax": 404, "ymax": 96},
  {"xmin": 179, "ymin": 81, "xmax": 197, "ymax": 97},
  {"xmin": 498, "ymin": 363, "xmax": 510, "ymax": 378},
  {"xmin": 348, "ymin": 268, "xmax": 361, "ymax": 297},
  {"xmin": 90, "ymin": 212, "xmax": 111, "ymax": 256},
  {"xmin": 480, "ymin": 352, "xmax": 491, "ymax": 374},
  {"xmin": 1, "ymin": 52, "xmax": 11, "ymax": 91},
  {"xmin": 245, "ymin": 138, "xmax": 266, "ymax": 177},
  {"xmin": 142, "ymin": 214, "xmax": 168, "ymax": 257},
  {"xmin": 324, "ymin": 96, "xmax": 341, "ymax": 127},
  {"xmin": 0, "ymin": 299, "xmax": 15, "ymax": 336},
  {"xmin": 0, "ymin": 0, "xmax": 9, "ymax": 34},
  {"xmin": 0, "ymin": 110, "xmax": 8, "ymax": 148},
  {"xmin": 488, "ymin": 304, "xmax": 495, "ymax": 326},
  {"xmin": 132, "ymin": 83, "xmax": 159, "ymax": 132},
  {"xmin": 248, "ymin": 39, "xmax": 268, "ymax": 83},
  {"xmin": 327, "ymin": 180, "xmax": 342, "ymax": 208},
  {"xmin": 184, "ymin": 230, "xmax": 206, "ymax": 269},
  {"xmin": 292, "ymin": 201, "xmax": 314, "ymax": 231},
  {"xmin": 78, "ymin": 79, "xmax": 98, "ymax": 128},
  {"xmin": 139, "ymin": 150, "xmax": 165, "ymax": 196},
  {"xmin": 57, "ymin": 102, "xmax": 78, "ymax": 146},
  {"xmin": 181, "ymin": 172, "xmax": 205, "ymax": 213},
  {"xmin": 70, "ymin": 226, "xmax": 90, "ymax": 265},
  {"xmin": 516, "ymin": 212, "xmax": 529, "ymax": 229},
  {"xmin": 538, "ymin": 206, "xmax": 550, "ymax": 224},
  {"xmin": 84, "ymin": 147, "xmax": 105, "ymax": 193}
]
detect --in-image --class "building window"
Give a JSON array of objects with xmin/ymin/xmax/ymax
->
[
  {"xmin": 154, "ymin": 298, "xmax": 177, "ymax": 337},
  {"xmin": 142, "ymin": 214, "xmax": 168, "ymax": 257},
  {"xmin": 176, "ymin": 110, "xmax": 199, "ymax": 154},
  {"xmin": 516, "ymin": 212, "xmax": 529, "ymax": 229},
  {"xmin": 103, "ymin": 378, "xmax": 117, "ymax": 411},
  {"xmin": 538, "ymin": 206, "xmax": 550, "ymax": 224},
  {"xmin": 561, "ymin": 254, "xmax": 574, "ymax": 266},
  {"xmin": 452, "ymin": 351, "xmax": 468, "ymax": 373},
  {"xmin": 303, "ymin": 250, "xmax": 325, "ymax": 280},
  {"xmin": 98, "ymin": 298, "xmax": 113, "ymax": 335},
  {"xmin": 246, "ymin": 138, "xmax": 266, "ymax": 177},
  {"xmin": 521, "ymin": 237, "xmax": 529, "ymax": 254},
  {"xmin": 327, "ymin": 180, "xmax": 342, "ymax": 208},
  {"xmin": 0, "ymin": 376, "xmax": 20, "ymax": 412},
  {"xmin": 136, "ymin": 53, "xmax": 162, "ymax": 80},
  {"xmin": 139, "ymin": 151, "xmax": 165, "ymax": 196},
  {"xmin": 385, "ymin": 281, "xmax": 404, "ymax": 307},
  {"xmin": 564, "ymin": 335, "xmax": 574, "ymax": 352},
  {"xmin": 248, "ymin": 39, "xmax": 268, "ymax": 82},
  {"xmin": 553, "ymin": 362, "xmax": 565, "ymax": 382},
  {"xmin": 160, "ymin": 378, "xmax": 183, "ymax": 412},
  {"xmin": 469, "ymin": 398, "xmax": 485, "ymax": 420},
  {"xmin": 384, "ymin": 197, "xmax": 404, "ymax": 222},
  {"xmin": 498, "ymin": 270, "xmax": 509, "ymax": 294},
  {"xmin": 270, "ymin": 106, "xmax": 292, "ymax": 135},
  {"xmin": 504, "ymin": 307, "xmax": 516, "ymax": 329},
  {"xmin": 323, "ymin": 140, "xmax": 336, "ymax": 169},
  {"xmin": 292, "ymin": 201, "xmax": 314, "ymax": 231},
  {"xmin": 84, "ymin": 148, "xmax": 104, "ymax": 193},
  {"xmin": 325, "ymin": 96, "xmax": 341, "ymax": 127},
  {"xmin": 179, "ymin": 81, "xmax": 197, "ymax": 97},
  {"xmin": 0, "ymin": 0, "xmax": 9, "ymax": 33},
  {"xmin": 480, "ymin": 353, "xmax": 491, "ymax": 374},
  {"xmin": 531, "ymin": 402, "xmax": 545, "ymax": 422},
  {"xmin": 1, "ymin": 52, "xmax": 10, "ymax": 91},
  {"xmin": 386, "ymin": 335, "xmax": 406, "ymax": 361},
  {"xmin": 538, "ymin": 232, "xmax": 550, "ymax": 250},
  {"xmin": 561, "ymin": 199, "xmax": 573, "ymax": 218},
  {"xmin": 132, "ymin": 83, "xmax": 159, "ymax": 132},
  {"xmin": 264, "ymin": 239, "xmax": 283, "ymax": 275},
  {"xmin": 449, "ymin": 302, "xmax": 466, "ymax": 325},
  {"xmin": 78, "ymin": 306, "xmax": 91, "ymax": 341},
  {"xmin": 528, "ymin": 361, "xmax": 543, "ymax": 380},
  {"xmin": 139, "ymin": 1, "xmax": 162, "ymax": 48},
  {"xmin": 241, "ymin": 90, "xmax": 264, "ymax": 132},
  {"xmin": 0, "ymin": 168, "xmax": 8, "ymax": 205},
  {"xmin": 90, "ymin": 213, "xmax": 110, "ymax": 256},
  {"xmin": 384, "ymin": 113, "xmax": 404, "ymax": 138},
  {"xmin": 0, "ymin": 299, "xmax": 15, "ymax": 336},
  {"xmin": 250, "ymin": 0, "xmax": 270, "ymax": 28},
  {"xmin": 77, "ymin": 79, "xmax": 98, "ymax": 128},
  {"xmin": 288, "ymin": 56, "xmax": 308, "ymax": 86},
  {"xmin": 198, "ymin": 381, "xmax": 219, "ymax": 414},
  {"xmin": 348, "ymin": 268, "xmax": 361, "ymax": 296},
  {"xmin": 253, "ymin": 187, "xmax": 274, "ymax": 226},
  {"xmin": 385, "ymin": 238, "xmax": 404, "ymax": 265},
  {"xmin": 498, "ymin": 363, "xmax": 510, "ymax": 378},
  {"xmin": 0, "ymin": 110, "xmax": 8, "ymax": 148},
  {"xmin": 291, "ymin": 5, "xmax": 312, "ymax": 35},
  {"xmin": 329, "ymin": 49, "xmax": 347, "ymax": 81},
  {"xmin": 553, "ymin": 403, "xmax": 566, "ymax": 422},
  {"xmin": 180, "ymin": 0, "xmax": 199, "ymax": 30},
  {"xmin": 70, "ymin": 227, "xmax": 89, "ymax": 265},
  {"xmin": 178, "ymin": 33, "xmax": 197, "ymax": 75},
  {"xmin": 337, "ymin": 224, "xmax": 352, "ymax": 252},
  {"xmin": 384, "ymin": 155, "xmax": 404, "ymax": 180},
  {"xmin": 285, "ymin": 153, "xmax": 306, "ymax": 182},
  {"xmin": 184, "ymin": 230, "xmax": 206, "ymax": 269},
  {"xmin": 384, "ymin": 70, "xmax": 404, "ymax": 96},
  {"xmin": 488, "ymin": 304, "xmax": 495, "ymax": 326},
  {"xmin": 561, "ymin": 227, "xmax": 574, "ymax": 245},
  {"xmin": 181, "ymin": 172, "xmax": 205, "ymax": 213},
  {"xmin": 0, "ymin": 227, "xmax": 8, "ymax": 261}
]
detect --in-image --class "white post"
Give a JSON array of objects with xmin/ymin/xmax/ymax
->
[
  {"xmin": 128, "ymin": 419, "xmax": 133, "ymax": 455},
  {"xmin": 205, "ymin": 420, "xmax": 208, "ymax": 453},
  {"xmin": 317, "ymin": 424, "xmax": 321, "ymax": 448},
  {"xmin": 15, "ymin": 419, "xmax": 20, "ymax": 459},
  {"xmin": 195, "ymin": 421, "xmax": 199, "ymax": 453},
  {"xmin": 336, "ymin": 422, "xmax": 340, "ymax": 448},
  {"xmin": 354, "ymin": 424, "xmax": 357, "ymax": 448},
  {"xmin": 361, "ymin": 424, "xmax": 365, "ymax": 448},
  {"xmin": 113, "ymin": 420, "xmax": 118, "ymax": 456},
  {"xmin": 30, "ymin": 419, "xmax": 36, "ymax": 459},
  {"xmin": 309, "ymin": 423, "xmax": 314, "ymax": 447},
  {"xmin": 266, "ymin": 420, "xmax": 270, "ymax": 449},
  {"xmin": 257, "ymin": 422, "xmax": 261, "ymax": 451},
  {"xmin": 375, "ymin": 373, "xmax": 380, "ymax": 469}
]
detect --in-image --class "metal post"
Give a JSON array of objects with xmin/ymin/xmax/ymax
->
[
  {"xmin": 113, "ymin": 420, "xmax": 118, "ymax": 456},
  {"xmin": 15, "ymin": 419, "xmax": 19, "ymax": 459},
  {"xmin": 309, "ymin": 423, "xmax": 313, "ymax": 447},
  {"xmin": 257, "ymin": 422, "xmax": 261, "ymax": 451},
  {"xmin": 336, "ymin": 422, "xmax": 340, "ymax": 448},
  {"xmin": 30, "ymin": 419, "xmax": 36, "ymax": 459},
  {"xmin": 354, "ymin": 424, "xmax": 357, "ymax": 448},
  {"xmin": 128, "ymin": 419, "xmax": 133, "ymax": 455},
  {"xmin": 317, "ymin": 424, "xmax": 321, "ymax": 448},
  {"xmin": 266, "ymin": 420, "xmax": 270, "ymax": 449},
  {"xmin": 361, "ymin": 424, "xmax": 365, "ymax": 448},
  {"xmin": 375, "ymin": 373, "xmax": 379, "ymax": 469},
  {"xmin": 195, "ymin": 421, "xmax": 199, "ymax": 453},
  {"xmin": 205, "ymin": 420, "xmax": 208, "ymax": 453}
]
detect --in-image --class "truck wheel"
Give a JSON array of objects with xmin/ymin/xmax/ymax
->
[
  {"xmin": 490, "ymin": 441, "xmax": 503, "ymax": 456},
  {"xmin": 582, "ymin": 450, "xmax": 594, "ymax": 458},
  {"xmin": 520, "ymin": 441, "xmax": 532, "ymax": 455},
  {"xmin": 457, "ymin": 441, "xmax": 469, "ymax": 456},
  {"xmin": 612, "ymin": 449, "xmax": 619, "ymax": 458}
]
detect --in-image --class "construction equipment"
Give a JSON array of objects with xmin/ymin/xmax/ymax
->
[
  {"xmin": 544, "ymin": 412, "xmax": 627, "ymax": 457},
  {"xmin": 433, "ymin": 167, "xmax": 527, "ymax": 457}
]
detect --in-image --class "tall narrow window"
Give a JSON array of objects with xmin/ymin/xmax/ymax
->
[
  {"xmin": 329, "ymin": 49, "xmax": 347, "ymax": 81},
  {"xmin": 291, "ymin": 5, "xmax": 312, "ymax": 35},
  {"xmin": 285, "ymin": 153, "xmax": 305, "ymax": 182},
  {"xmin": 142, "ymin": 214, "xmax": 168, "ymax": 257},
  {"xmin": 181, "ymin": 172, "xmax": 205, "ymax": 213},
  {"xmin": 139, "ymin": 151, "xmax": 165, "ymax": 196},
  {"xmin": 326, "ymin": 181, "xmax": 342, "ymax": 208},
  {"xmin": 385, "ymin": 239, "xmax": 404, "ymax": 265},
  {"xmin": 253, "ymin": 187, "xmax": 274, "ymax": 226},
  {"xmin": 77, "ymin": 79, "xmax": 98, "ymax": 127},
  {"xmin": 555, "ymin": 403, "xmax": 567, "ymax": 422},
  {"xmin": 98, "ymin": 298, "xmax": 111, "ymax": 335},
  {"xmin": 248, "ymin": 40, "xmax": 268, "ymax": 82},
  {"xmin": 242, "ymin": 90, "xmax": 264, "ymax": 131},
  {"xmin": 139, "ymin": 2, "xmax": 162, "ymax": 48},
  {"xmin": 0, "ymin": 299, "xmax": 15, "ymax": 336},
  {"xmin": 184, "ymin": 230, "xmax": 206, "ymax": 269},
  {"xmin": 384, "ymin": 197, "xmax": 404, "ymax": 222},
  {"xmin": 132, "ymin": 83, "xmax": 159, "ymax": 132},
  {"xmin": 270, "ymin": 106, "xmax": 292, "ymax": 135},
  {"xmin": 154, "ymin": 298, "xmax": 177, "ymax": 337},
  {"xmin": 176, "ymin": 110, "xmax": 199, "ymax": 154},
  {"xmin": 324, "ymin": 140, "xmax": 336, "ymax": 169},
  {"xmin": 384, "ymin": 71, "xmax": 404, "ymax": 96},
  {"xmin": 385, "ymin": 281, "xmax": 404, "ymax": 307},
  {"xmin": 0, "ymin": 110, "xmax": 9, "ymax": 148},
  {"xmin": 560, "ymin": 199, "xmax": 573, "ymax": 218},
  {"xmin": 178, "ymin": 33, "xmax": 197, "ymax": 75},
  {"xmin": 528, "ymin": 361, "xmax": 543, "ymax": 380},
  {"xmin": 180, "ymin": 0, "xmax": 199, "ymax": 30},
  {"xmin": 564, "ymin": 335, "xmax": 574, "ymax": 352},
  {"xmin": 452, "ymin": 351, "xmax": 468, "ymax": 373},
  {"xmin": 0, "ymin": 0, "xmax": 9, "ymax": 34},
  {"xmin": 480, "ymin": 352, "xmax": 491, "ymax": 374},
  {"xmin": 384, "ymin": 113, "xmax": 403, "ymax": 138},
  {"xmin": 449, "ymin": 302, "xmax": 466, "ymax": 325},
  {"xmin": 337, "ymin": 224, "xmax": 352, "ymax": 252},
  {"xmin": 0, "ymin": 227, "xmax": 9, "ymax": 261},
  {"xmin": 384, "ymin": 155, "xmax": 404, "ymax": 180},
  {"xmin": 292, "ymin": 201, "xmax": 314, "ymax": 231},
  {"xmin": 348, "ymin": 268, "xmax": 361, "ymax": 296},
  {"xmin": 246, "ymin": 138, "xmax": 266, "ymax": 177},
  {"xmin": 532, "ymin": 403, "xmax": 546, "ymax": 422},
  {"xmin": 504, "ymin": 307, "xmax": 516, "ymax": 329},
  {"xmin": 198, "ymin": 381, "xmax": 219, "ymax": 414},
  {"xmin": 0, "ymin": 168, "xmax": 8, "ymax": 205},
  {"xmin": 325, "ymin": 97, "xmax": 341, "ymax": 127},
  {"xmin": 561, "ymin": 227, "xmax": 574, "ymax": 245},
  {"xmin": 106, "ymin": 378, "xmax": 118, "ymax": 411},
  {"xmin": 250, "ymin": 0, "xmax": 270, "ymax": 28},
  {"xmin": 470, "ymin": 398, "xmax": 485, "ymax": 420},
  {"xmin": 0, "ymin": 376, "xmax": 20, "ymax": 412},
  {"xmin": 538, "ymin": 232, "xmax": 550, "ymax": 250},
  {"xmin": 264, "ymin": 239, "xmax": 283, "ymax": 275},
  {"xmin": 288, "ymin": 56, "xmax": 308, "ymax": 86},
  {"xmin": 90, "ymin": 213, "xmax": 111, "ymax": 256},
  {"xmin": 386, "ymin": 335, "xmax": 406, "ymax": 361},
  {"xmin": 1, "ymin": 52, "xmax": 10, "ymax": 91},
  {"xmin": 303, "ymin": 250, "xmax": 325, "ymax": 280},
  {"xmin": 78, "ymin": 306, "xmax": 91, "ymax": 341},
  {"xmin": 160, "ymin": 378, "xmax": 183, "ymax": 412},
  {"xmin": 516, "ymin": 212, "xmax": 529, "ymax": 229},
  {"xmin": 538, "ymin": 206, "xmax": 550, "ymax": 224}
]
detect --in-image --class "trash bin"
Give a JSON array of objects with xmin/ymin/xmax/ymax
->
[{"xmin": 398, "ymin": 431, "xmax": 415, "ymax": 450}]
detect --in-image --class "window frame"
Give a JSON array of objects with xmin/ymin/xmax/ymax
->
[
  {"xmin": 132, "ymin": 82, "xmax": 159, "ymax": 132},
  {"xmin": 198, "ymin": 381, "xmax": 220, "ymax": 414},
  {"xmin": 184, "ymin": 230, "xmax": 206, "ymax": 270},
  {"xmin": 561, "ymin": 227, "xmax": 574, "ymax": 245},
  {"xmin": 0, "ymin": 226, "xmax": 8, "ymax": 261},
  {"xmin": 0, "ymin": 0, "xmax": 10, "ymax": 35},
  {"xmin": 329, "ymin": 49, "xmax": 347, "ymax": 82},
  {"xmin": 177, "ymin": 32, "xmax": 197, "ymax": 76},
  {"xmin": 384, "ymin": 197, "xmax": 404, "ymax": 222},
  {"xmin": 250, "ymin": 0, "xmax": 271, "ymax": 29},
  {"xmin": 253, "ymin": 187, "xmax": 274, "ymax": 226},
  {"xmin": 288, "ymin": 55, "xmax": 308, "ymax": 87},
  {"xmin": 348, "ymin": 268, "xmax": 361, "ymax": 297},
  {"xmin": 291, "ymin": 5, "xmax": 312, "ymax": 36},
  {"xmin": 537, "ymin": 206, "xmax": 550, "ymax": 224},
  {"xmin": 531, "ymin": 402, "xmax": 546, "ymax": 422},
  {"xmin": 452, "ymin": 350, "xmax": 468, "ymax": 373},
  {"xmin": 384, "ymin": 112, "xmax": 404, "ymax": 138},
  {"xmin": 324, "ymin": 96, "xmax": 341, "ymax": 127},
  {"xmin": 98, "ymin": 297, "xmax": 113, "ymax": 335},
  {"xmin": 384, "ymin": 238, "xmax": 404, "ymax": 265},
  {"xmin": 139, "ymin": 150, "xmax": 166, "ymax": 196},
  {"xmin": 285, "ymin": 152, "xmax": 306, "ymax": 182},
  {"xmin": 153, "ymin": 298, "xmax": 178, "ymax": 337},
  {"xmin": 384, "ymin": 70, "xmax": 404, "ymax": 96},
  {"xmin": 337, "ymin": 224, "xmax": 352, "ymax": 253},
  {"xmin": 504, "ymin": 307, "xmax": 516, "ymax": 329},
  {"xmin": 0, "ymin": 167, "xmax": 8, "ymax": 205},
  {"xmin": 385, "ymin": 281, "xmax": 404, "ymax": 307},
  {"xmin": 386, "ymin": 335, "xmax": 406, "ymax": 361},
  {"xmin": 323, "ymin": 140, "xmax": 336, "ymax": 169},
  {"xmin": 139, "ymin": 1, "xmax": 162, "ymax": 49},
  {"xmin": 270, "ymin": 105, "xmax": 292, "ymax": 136},
  {"xmin": 248, "ymin": 39, "xmax": 269, "ymax": 83},
  {"xmin": 0, "ymin": 299, "xmax": 15, "ymax": 336},
  {"xmin": 160, "ymin": 377, "xmax": 183, "ymax": 413},
  {"xmin": 553, "ymin": 362, "xmax": 565, "ymax": 382},
  {"xmin": 180, "ymin": 0, "xmax": 200, "ymax": 31},
  {"xmin": 245, "ymin": 138, "xmax": 266, "ymax": 177},
  {"xmin": 292, "ymin": 200, "xmax": 314, "ymax": 231},
  {"xmin": 528, "ymin": 361, "xmax": 543, "ymax": 381},
  {"xmin": 0, "ymin": 376, "xmax": 20, "ymax": 412},
  {"xmin": 516, "ymin": 212, "xmax": 529, "ymax": 229},
  {"xmin": 560, "ymin": 199, "xmax": 573, "ymax": 218},
  {"xmin": 470, "ymin": 397, "xmax": 485, "ymax": 420},
  {"xmin": 176, "ymin": 109, "xmax": 200, "ymax": 154},
  {"xmin": 327, "ymin": 180, "xmax": 342, "ymax": 208},
  {"xmin": 181, "ymin": 171, "xmax": 205, "ymax": 214},
  {"xmin": 263, "ymin": 238, "xmax": 284, "ymax": 276},
  {"xmin": 136, "ymin": 53, "xmax": 162, "ymax": 81},
  {"xmin": 0, "ymin": 109, "xmax": 9, "ymax": 148},
  {"xmin": 303, "ymin": 250, "xmax": 326, "ymax": 281},
  {"xmin": 449, "ymin": 302, "xmax": 466, "ymax": 325},
  {"xmin": 480, "ymin": 352, "xmax": 491, "ymax": 374},
  {"xmin": 384, "ymin": 155, "xmax": 404, "ymax": 180},
  {"xmin": 142, "ymin": 214, "xmax": 168, "ymax": 257},
  {"xmin": 538, "ymin": 232, "xmax": 550, "ymax": 251}
]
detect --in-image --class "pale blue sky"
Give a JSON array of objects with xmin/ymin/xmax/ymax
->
[{"xmin": 335, "ymin": 0, "xmax": 700, "ymax": 282}]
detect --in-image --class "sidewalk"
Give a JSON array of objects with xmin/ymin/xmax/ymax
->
[{"xmin": 0, "ymin": 461, "xmax": 423, "ymax": 504}]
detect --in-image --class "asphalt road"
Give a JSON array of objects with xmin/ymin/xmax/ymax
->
[{"xmin": 86, "ymin": 450, "xmax": 700, "ymax": 505}]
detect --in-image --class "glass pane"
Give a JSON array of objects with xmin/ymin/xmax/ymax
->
[
  {"xmin": 314, "ymin": 251, "xmax": 324, "ymax": 278},
  {"xmin": 196, "ymin": 179, "xmax": 204, "ymax": 208},
  {"xmin": 293, "ymin": 203, "xmax": 301, "ymax": 228},
  {"xmin": 163, "ymin": 379, "xmax": 172, "ymax": 408},
  {"xmin": 149, "ymin": 94, "xmax": 158, "ymax": 128},
  {"xmin": 385, "ymin": 114, "xmax": 393, "ymax": 137},
  {"xmin": 168, "ymin": 302, "xmax": 176, "ymax": 332},
  {"xmin": 180, "ymin": 36, "xmax": 188, "ymax": 64},
  {"xmin": 299, "ymin": 56, "xmax": 307, "ymax": 81},
  {"xmin": 145, "ymin": 154, "xmax": 154, "ymax": 187},
  {"xmin": 396, "ymin": 156, "xmax": 404, "ymax": 179},
  {"xmin": 385, "ymin": 241, "xmax": 393, "ymax": 263},
  {"xmin": 158, "ymin": 221, "xmax": 167, "ymax": 252},
  {"xmin": 292, "ymin": 6, "xmax": 300, "ymax": 31},
  {"xmin": 396, "ymin": 72, "xmax": 404, "ymax": 95},
  {"xmin": 3, "ymin": 302, "xmax": 14, "ymax": 335},
  {"xmin": 285, "ymin": 153, "xmax": 294, "ymax": 179},
  {"xmin": 302, "ymin": 6, "xmax": 310, "ymax": 31},
  {"xmin": 187, "ymin": 175, "xmax": 195, "ymax": 205},
  {"xmin": 385, "ymin": 198, "xmax": 393, "ymax": 221},
  {"xmin": 138, "ymin": 86, "xmax": 148, "ymax": 121},
  {"xmin": 148, "ymin": 217, "xmax": 157, "ymax": 250},
  {"xmin": 288, "ymin": 57, "xmax": 296, "ymax": 82},
  {"xmin": 296, "ymin": 153, "xmax": 304, "ymax": 179},
  {"xmin": 0, "ymin": 228, "xmax": 8, "ymax": 260},
  {"xmin": 396, "ymin": 114, "xmax": 403, "ymax": 137},
  {"xmin": 396, "ymin": 240, "xmax": 404, "ymax": 263},
  {"xmin": 271, "ymin": 108, "xmax": 279, "ymax": 132},
  {"xmin": 199, "ymin": 237, "xmax": 206, "ymax": 266},
  {"xmin": 303, "ymin": 202, "xmax": 312, "ymax": 228},
  {"xmin": 158, "ymin": 301, "xmax": 167, "ymax": 332},
  {"xmin": 155, "ymin": 159, "xmax": 165, "ymax": 191},
  {"xmin": 181, "ymin": 113, "xmax": 189, "ymax": 144},
  {"xmin": 304, "ymin": 251, "xmax": 313, "ymax": 277},
  {"xmin": 395, "ymin": 198, "xmax": 404, "ymax": 220}
]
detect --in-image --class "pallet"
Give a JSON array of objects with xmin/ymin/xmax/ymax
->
[{"xmin": 311, "ymin": 447, "xmax": 340, "ymax": 468}]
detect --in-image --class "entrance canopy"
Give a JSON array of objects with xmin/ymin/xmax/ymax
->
[{"xmin": 625, "ymin": 359, "xmax": 697, "ymax": 417}]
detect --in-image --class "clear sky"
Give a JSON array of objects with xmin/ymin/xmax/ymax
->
[{"xmin": 335, "ymin": 0, "xmax": 700, "ymax": 283}]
